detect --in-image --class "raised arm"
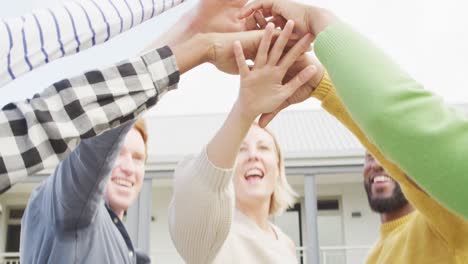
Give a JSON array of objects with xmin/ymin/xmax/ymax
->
[
  {"xmin": 242, "ymin": 0, "xmax": 468, "ymax": 219},
  {"xmin": 44, "ymin": 122, "xmax": 133, "ymax": 229},
  {"xmin": 314, "ymin": 22, "xmax": 468, "ymax": 219},
  {"xmin": 0, "ymin": 0, "xmax": 184, "ymax": 86},
  {"xmin": 169, "ymin": 22, "xmax": 316, "ymax": 263},
  {"xmin": 312, "ymin": 72, "xmax": 468, "ymax": 251},
  {"xmin": 0, "ymin": 46, "xmax": 178, "ymax": 194}
]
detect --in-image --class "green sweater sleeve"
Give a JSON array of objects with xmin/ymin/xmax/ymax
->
[{"xmin": 314, "ymin": 22, "xmax": 468, "ymax": 219}]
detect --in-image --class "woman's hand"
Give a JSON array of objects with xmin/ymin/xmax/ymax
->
[{"xmin": 234, "ymin": 21, "xmax": 317, "ymax": 121}]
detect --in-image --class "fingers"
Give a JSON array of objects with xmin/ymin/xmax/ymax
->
[
  {"xmin": 254, "ymin": 11, "xmax": 268, "ymax": 29},
  {"xmin": 233, "ymin": 41, "xmax": 250, "ymax": 76},
  {"xmin": 254, "ymin": 23, "xmax": 275, "ymax": 68},
  {"xmin": 258, "ymin": 101, "xmax": 288, "ymax": 127},
  {"xmin": 239, "ymin": 0, "xmax": 274, "ymax": 19},
  {"xmin": 270, "ymin": 15, "xmax": 287, "ymax": 29},
  {"xmin": 267, "ymin": 20, "xmax": 294, "ymax": 66},
  {"xmin": 283, "ymin": 65, "xmax": 316, "ymax": 96},
  {"xmin": 245, "ymin": 13, "xmax": 260, "ymax": 31},
  {"xmin": 278, "ymin": 33, "xmax": 314, "ymax": 69}
]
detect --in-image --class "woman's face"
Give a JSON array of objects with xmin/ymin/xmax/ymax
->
[{"xmin": 234, "ymin": 125, "xmax": 280, "ymax": 208}]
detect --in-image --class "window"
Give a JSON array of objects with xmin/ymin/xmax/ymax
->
[
  {"xmin": 318, "ymin": 199, "xmax": 340, "ymax": 211},
  {"xmin": 5, "ymin": 207, "xmax": 24, "ymax": 252}
]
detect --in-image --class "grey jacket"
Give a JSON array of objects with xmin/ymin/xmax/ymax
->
[{"xmin": 20, "ymin": 122, "xmax": 148, "ymax": 263}]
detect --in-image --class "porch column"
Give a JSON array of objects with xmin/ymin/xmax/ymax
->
[{"xmin": 304, "ymin": 174, "xmax": 320, "ymax": 264}]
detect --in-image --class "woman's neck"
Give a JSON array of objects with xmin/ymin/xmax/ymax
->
[{"xmin": 236, "ymin": 198, "xmax": 274, "ymax": 236}]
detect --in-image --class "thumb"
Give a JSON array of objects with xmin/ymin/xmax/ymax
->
[
  {"xmin": 283, "ymin": 65, "xmax": 316, "ymax": 97},
  {"xmin": 259, "ymin": 101, "xmax": 289, "ymax": 127}
]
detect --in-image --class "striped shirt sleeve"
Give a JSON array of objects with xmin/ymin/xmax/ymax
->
[
  {"xmin": 0, "ymin": 0, "xmax": 184, "ymax": 87},
  {"xmin": 0, "ymin": 45, "xmax": 179, "ymax": 194}
]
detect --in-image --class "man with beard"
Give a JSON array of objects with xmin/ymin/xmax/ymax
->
[
  {"xmin": 363, "ymin": 152, "xmax": 414, "ymax": 223},
  {"xmin": 239, "ymin": 1, "xmax": 468, "ymax": 261},
  {"xmin": 361, "ymin": 150, "xmax": 466, "ymax": 263}
]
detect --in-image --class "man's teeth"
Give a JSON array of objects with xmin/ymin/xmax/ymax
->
[
  {"xmin": 113, "ymin": 178, "xmax": 133, "ymax": 187},
  {"xmin": 373, "ymin": 175, "xmax": 390, "ymax": 183}
]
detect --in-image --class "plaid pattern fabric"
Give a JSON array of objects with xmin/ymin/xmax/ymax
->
[{"xmin": 0, "ymin": 46, "xmax": 179, "ymax": 194}]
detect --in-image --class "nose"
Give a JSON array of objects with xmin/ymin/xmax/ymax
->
[
  {"xmin": 364, "ymin": 156, "xmax": 383, "ymax": 173},
  {"xmin": 370, "ymin": 158, "xmax": 383, "ymax": 170},
  {"xmin": 118, "ymin": 153, "xmax": 135, "ymax": 175},
  {"xmin": 246, "ymin": 147, "xmax": 261, "ymax": 162},
  {"xmin": 364, "ymin": 158, "xmax": 384, "ymax": 176}
]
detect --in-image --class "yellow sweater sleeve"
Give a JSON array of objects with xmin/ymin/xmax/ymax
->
[{"xmin": 311, "ymin": 72, "xmax": 468, "ymax": 250}]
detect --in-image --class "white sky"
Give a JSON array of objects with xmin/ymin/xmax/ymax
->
[{"xmin": 1, "ymin": 0, "xmax": 467, "ymax": 116}]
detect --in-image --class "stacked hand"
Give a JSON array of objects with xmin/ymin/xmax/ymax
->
[
  {"xmin": 240, "ymin": 8, "xmax": 328, "ymax": 127},
  {"xmin": 166, "ymin": 0, "xmax": 336, "ymax": 125},
  {"xmin": 204, "ymin": 29, "xmax": 278, "ymax": 74},
  {"xmin": 233, "ymin": 21, "xmax": 317, "ymax": 121},
  {"xmin": 240, "ymin": 0, "xmax": 337, "ymax": 39}
]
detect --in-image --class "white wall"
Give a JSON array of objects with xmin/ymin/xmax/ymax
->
[{"xmin": 150, "ymin": 186, "xmax": 184, "ymax": 263}]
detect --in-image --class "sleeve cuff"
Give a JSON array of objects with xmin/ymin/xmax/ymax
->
[
  {"xmin": 311, "ymin": 70, "xmax": 333, "ymax": 101},
  {"xmin": 141, "ymin": 46, "xmax": 180, "ymax": 98}
]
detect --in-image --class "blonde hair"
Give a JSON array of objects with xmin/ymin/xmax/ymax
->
[
  {"xmin": 132, "ymin": 118, "xmax": 148, "ymax": 161},
  {"xmin": 253, "ymin": 123, "xmax": 298, "ymax": 216}
]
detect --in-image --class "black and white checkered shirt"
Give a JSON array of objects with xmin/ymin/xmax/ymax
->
[{"xmin": 0, "ymin": 45, "xmax": 179, "ymax": 194}]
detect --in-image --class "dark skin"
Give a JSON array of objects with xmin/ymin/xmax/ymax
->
[{"xmin": 363, "ymin": 153, "xmax": 415, "ymax": 223}]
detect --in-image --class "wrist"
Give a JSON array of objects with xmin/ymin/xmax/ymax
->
[
  {"xmin": 200, "ymin": 33, "xmax": 217, "ymax": 65},
  {"xmin": 170, "ymin": 34, "xmax": 211, "ymax": 74},
  {"xmin": 307, "ymin": 7, "xmax": 337, "ymax": 37},
  {"xmin": 233, "ymin": 99, "xmax": 258, "ymax": 125},
  {"xmin": 194, "ymin": 33, "xmax": 214, "ymax": 64}
]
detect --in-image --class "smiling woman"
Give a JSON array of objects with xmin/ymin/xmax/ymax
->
[
  {"xmin": 234, "ymin": 124, "xmax": 296, "ymax": 217},
  {"xmin": 168, "ymin": 20, "xmax": 316, "ymax": 263}
]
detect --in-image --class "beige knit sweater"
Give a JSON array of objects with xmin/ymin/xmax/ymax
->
[{"xmin": 169, "ymin": 148, "xmax": 298, "ymax": 264}]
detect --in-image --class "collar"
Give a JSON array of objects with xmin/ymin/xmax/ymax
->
[{"xmin": 105, "ymin": 203, "xmax": 136, "ymax": 258}]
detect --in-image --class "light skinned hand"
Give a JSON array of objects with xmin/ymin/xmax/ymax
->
[
  {"xmin": 248, "ymin": 12, "xmax": 326, "ymax": 127},
  {"xmin": 258, "ymin": 54, "xmax": 324, "ymax": 127},
  {"xmin": 239, "ymin": 0, "xmax": 336, "ymax": 38},
  {"xmin": 206, "ymin": 29, "xmax": 279, "ymax": 74},
  {"xmin": 190, "ymin": 0, "xmax": 258, "ymax": 33},
  {"xmin": 233, "ymin": 21, "xmax": 317, "ymax": 120}
]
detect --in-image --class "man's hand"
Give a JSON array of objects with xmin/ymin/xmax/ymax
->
[
  {"xmin": 240, "ymin": 0, "xmax": 337, "ymax": 39},
  {"xmin": 189, "ymin": 0, "xmax": 250, "ymax": 33},
  {"xmin": 170, "ymin": 28, "xmax": 277, "ymax": 75},
  {"xmin": 204, "ymin": 29, "xmax": 273, "ymax": 74},
  {"xmin": 145, "ymin": 0, "xmax": 256, "ymax": 51}
]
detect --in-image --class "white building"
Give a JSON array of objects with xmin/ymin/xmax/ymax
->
[{"xmin": 1, "ymin": 105, "xmax": 467, "ymax": 264}]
